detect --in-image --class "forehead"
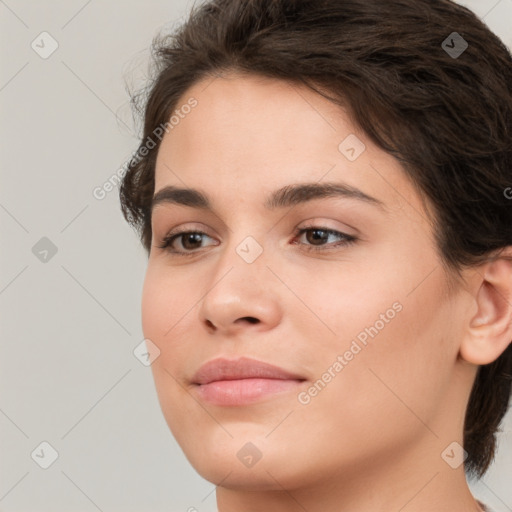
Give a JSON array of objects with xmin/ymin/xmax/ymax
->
[
  {"xmin": 153, "ymin": 73, "xmax": 420, "ymax": 216},
  {"xmin": 155, "ymin": 73, "xmax": 349, "ymax": 175}
]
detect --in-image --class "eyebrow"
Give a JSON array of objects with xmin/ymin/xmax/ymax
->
[{"xmin": 151, "ymin": 182, "xmax": 385, "ymax": 214}]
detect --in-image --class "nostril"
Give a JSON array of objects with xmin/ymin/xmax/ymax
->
[{"xmin": 241, "ymin": 317, "xmax": 259, "ymax": 324}]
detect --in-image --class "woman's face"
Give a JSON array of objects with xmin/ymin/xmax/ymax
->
[{"xmin": 142, "ymin": 73, "xmax": 474, "ymax": 491}]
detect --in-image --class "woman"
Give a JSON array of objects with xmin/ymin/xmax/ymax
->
[{"xmin": 119, "ymin": 0, "xmax": 512, "ymax": 510}]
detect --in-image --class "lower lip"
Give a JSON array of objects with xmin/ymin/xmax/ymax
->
[{"xmin": 194, "ymin": 378, "xmax": 304, "ymax": 406}]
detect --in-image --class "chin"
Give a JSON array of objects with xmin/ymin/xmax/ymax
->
[
  {"xmin": 192, "ymin": 453, "xmax": 303, "ymax": 491},
  {"xmin": 175, "ymin": 430, "xmax": 305, "ymax": 490}
]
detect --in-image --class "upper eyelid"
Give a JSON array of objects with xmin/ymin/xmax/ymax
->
[
  {"xmin": 156, "ymin": 215, "xmax": 357, "ymax": 232},
  {"xmin": 159, "ymin": 222, "xmax": 215, "ymax": 236},
  {"xmin": 162, "ymin": 224, "xmax": 351, "ymax": 238}
]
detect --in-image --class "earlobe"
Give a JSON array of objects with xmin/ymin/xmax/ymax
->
[{"xmin": 460, "ymin": 250, "xmax": 512, "ymax": 366}]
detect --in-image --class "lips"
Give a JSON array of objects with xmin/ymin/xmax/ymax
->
[
  {"xmin": 192, "ymin": 357, "xmax": 305, "ymax": 384},
  {"xmin": 191, "ymin": 357, "xmax": 306, "ymax": 406}
]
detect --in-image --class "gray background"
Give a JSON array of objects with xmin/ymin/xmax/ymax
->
[{"xmin": 1, "ymin": 1, "xmax": 511, "ymax": 511}]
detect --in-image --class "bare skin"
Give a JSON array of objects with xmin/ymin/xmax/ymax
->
[{"xmin": 142, "ymin": 72, "xmax": 512, "ymax": 512}]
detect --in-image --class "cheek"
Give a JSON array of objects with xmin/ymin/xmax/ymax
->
[
  {"xmin": 142, "ymin": 265, "xmax": 163, "ymax": 335},
  {"xmin": 141, "ymin": 266, "xmax": 195, "ymax": 383},
  {"xmin": 329, "ymin": 274, "xmax": 457, "ymax": 433},
  {"xmin": 141, "ymin": 269, "xmax": 197, "ymax": 436},
  {"xmin": 288, "ymin": 253, "xmax": 457, "ymax": 419},
  {"xmin": 286, "ymin": 295, "xmax": 456, "ymax": 470},
  {"xmin": 141, "ymin": 264, "xmax": 191, "ymax": 340}
]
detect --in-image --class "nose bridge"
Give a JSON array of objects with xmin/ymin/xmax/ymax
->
[
  {"xmin": 198, "ymin": 230, "xmax": 282, "ymax": 332},
  {"xmin": 205, "ymin": 231, "xmax": 268, "ymax": 304},
  {"xmin": 212, "ymin": 223, "xmax": 269, "ymax": 283}
]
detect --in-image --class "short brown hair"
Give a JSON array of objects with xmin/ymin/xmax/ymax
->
[{"xmin": 119, "ymin": 0, "xmax": 512, "ymax": 478}]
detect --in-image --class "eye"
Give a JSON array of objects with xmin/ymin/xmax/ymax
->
[
  {"xmin": 157, "ymin": 230, "xmax": 218, "ymax": 254},
  {"xmin": 293, "ymin": 226, "xmax": 357, "ymax": 251},
  {"xmin": 156, "ymin": 225, "xmax": 357, "ymax": 256}
]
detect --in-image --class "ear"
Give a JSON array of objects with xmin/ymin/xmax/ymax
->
[{"xmin": 459, "ymin": 248, "xmax": 512, "ymax": 366}]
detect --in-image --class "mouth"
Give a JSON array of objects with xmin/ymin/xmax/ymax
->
[{"xmin": 191, "ymin": 357, "xmax": 306, "ymax": 406}]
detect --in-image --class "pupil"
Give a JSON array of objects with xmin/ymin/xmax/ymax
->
[
  {"xmin": 307, "ymin": 229, "xmax": 328, "ymax": 245},
  {"xmin": 183, "ymin": 233, "xmax": 202, "ymax": 249}
]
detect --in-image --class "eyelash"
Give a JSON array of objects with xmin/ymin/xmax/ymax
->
[{"xmin": 156, "ymin": 225, "xmax": 358, "ymax": 256}]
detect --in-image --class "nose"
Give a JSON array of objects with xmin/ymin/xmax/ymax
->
[{"xmin": 198, "ymin": 242, "xmax": 283, "ymax": 336}]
